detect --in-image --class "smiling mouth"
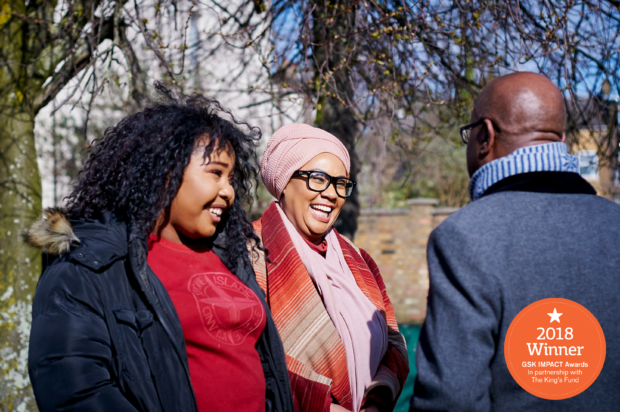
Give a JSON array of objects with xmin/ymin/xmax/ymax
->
[
  {"xmin": 309, "ymin": 204, "xmax": 333, "ymax": 222},
  {"xmin": 208, "ymin": 207, "xmax": 223, "ymax": 217},
  {"xmin": 206, "ymin": 206, "xmax": 225, "ymax": 223}
]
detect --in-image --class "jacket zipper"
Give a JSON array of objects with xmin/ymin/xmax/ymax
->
[{"xmin": 128, "ymin": 242, "xmax": 199, "ymax": 412}]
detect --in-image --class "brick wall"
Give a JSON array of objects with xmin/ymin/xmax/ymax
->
[{"xmin": 354, "ymin": 199, "xmax": 458, "ymax": 323}]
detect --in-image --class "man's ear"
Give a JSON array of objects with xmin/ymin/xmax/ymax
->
[{"xmin": 478, "ymin": 119, "xmax": 496, "ymax": 157}]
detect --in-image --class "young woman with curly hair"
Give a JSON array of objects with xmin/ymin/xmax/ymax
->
[{"xmin": 25, "ymin": 85, "xmax": 293, "ymax": 412}]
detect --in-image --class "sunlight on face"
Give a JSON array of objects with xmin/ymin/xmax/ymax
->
[
  {"xmin": 158, "ymin": 142, "xmax": 236, "ymax": 243},
  {"xmin": 280, "ymin": 153, "xmax": 347, "ymax": 243}
]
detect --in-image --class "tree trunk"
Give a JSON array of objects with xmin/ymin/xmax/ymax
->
[
  {"xmin": 315, "ymin": 98, "xmax": 360, "ymax": 240},
  {"xmin": 0, "ymin": 1, "xmax": 136, "ymax": 407},
  {"xmin": 312, "ymin": 2, "xmax": 360, "ymax": 240},
  {"xmin": 0, "ymin": 107, "xmax": 41, "ymax": 411}
]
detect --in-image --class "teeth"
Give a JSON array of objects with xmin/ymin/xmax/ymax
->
[
  {"xmin": 310, "ymin": 205, "xmax": 332, "ymax": 219},
  {"xmin": 313, "ymin": 210, "xmax": 329, "ymax": 218},
  {"xmin": 311, "ymin": 205, "xmax": 333, "ymax": 213},
  {"xmin": 209, "ymin": 208, "xmax": 222, "ymax": 216}
]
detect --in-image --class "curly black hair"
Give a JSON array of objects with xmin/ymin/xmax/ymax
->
[{"xmin": 65, "ymin": 83, "xmax": 262, "ymax": 264}]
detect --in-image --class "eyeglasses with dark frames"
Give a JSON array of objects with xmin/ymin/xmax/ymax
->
[
  {"xmin": 460, "ymin": 118, "xmax": 501, "ymax": 144},
  {"xmin": 459, "ymin": 118, "xmax": 486, "ymax": 144},
  {"xmin": 291, "ymin": 170, "xmax": 356, "ymax": 199}
]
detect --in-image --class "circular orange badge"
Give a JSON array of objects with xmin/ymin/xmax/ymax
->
[{"xmin": 504, "ymin": 298, "xmax": 606, "ymax": 400}]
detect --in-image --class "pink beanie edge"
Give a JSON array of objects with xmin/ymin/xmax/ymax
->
[{"xmin": 260, "ymin": 124, "xmax": 351, "ymax": 199}]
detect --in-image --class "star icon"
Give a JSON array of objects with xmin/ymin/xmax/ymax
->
[{"xmin": 548, "ymin": 308, "xmax": 563, "ymax": 323}]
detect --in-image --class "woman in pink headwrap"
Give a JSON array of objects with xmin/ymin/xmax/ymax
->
[{"xmin": 251, "ymin": 124, "xmax": 409, "ymax": 412}]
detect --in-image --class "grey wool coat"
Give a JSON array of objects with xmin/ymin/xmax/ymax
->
[{"xmin": 411, "ymin": 171, "xmax": 620, "ymax": 412}]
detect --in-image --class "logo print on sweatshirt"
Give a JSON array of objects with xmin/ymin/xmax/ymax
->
[{"xmin": 189, "ymin": 273, "xmax": 264, "ymax": 345}]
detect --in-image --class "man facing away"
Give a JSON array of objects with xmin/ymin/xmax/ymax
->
[{"xmin": 411, "ymin": 72, "xmax": 620, "ymax": 411}]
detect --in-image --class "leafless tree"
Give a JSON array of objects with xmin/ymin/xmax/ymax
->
[
  {"xmin": 198, "ymin": 0, "xmax": 620, "ymax": 236},
  {"xmin": 0, "ymin": 0, "xmax": 196, "ymax": 407}
]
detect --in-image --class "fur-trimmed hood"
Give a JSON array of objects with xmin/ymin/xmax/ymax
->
[
  {"xmin": 23, "ymin": 208, "xmax": 80, "ymax": 255},
  {"xmin": 24, "ymin": 209, "xmax": 129, "ymax": 272}
]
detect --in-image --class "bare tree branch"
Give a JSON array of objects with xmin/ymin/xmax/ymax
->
[{"xmin": 33, "ymin": 17, "xmax": 116, "ymax": 114}]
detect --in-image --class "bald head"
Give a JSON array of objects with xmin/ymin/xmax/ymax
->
[
  {"xmin": 466, "ymin": 72, "xmax": 567, "ymax": 176},
  {"xmin": 474, "ymin": 72, "xmax": 566, "ymax": 141}
]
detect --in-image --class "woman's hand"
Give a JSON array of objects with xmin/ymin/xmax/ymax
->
[
  {"xmin": 329, "ymin": 403, "xmax": 350, "ymax": 412},
  {"xmin": 360, "ymin": 406, "xmax": 381, "ymax": 412}
]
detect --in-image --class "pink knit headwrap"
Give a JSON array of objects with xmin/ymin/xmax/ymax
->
[{"xmin": 261, "ymin": 124, "xmax": 351, "ymax": 199}]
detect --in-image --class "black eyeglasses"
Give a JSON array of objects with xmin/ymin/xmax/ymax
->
[
  {"xmin": 460, "ymin": 118, "xmax": 502, "ymax": 144},
  {"xmin": 459, "ymin": 118, "xmax": 487, "ymax": 144},
  {"xmin": 291, "ymin": 170, "xmax": 356, "ymax": 198}
]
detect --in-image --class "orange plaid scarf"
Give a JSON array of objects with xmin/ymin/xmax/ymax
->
[{"xmin": 251, "ymin": 203, "xmax": 409, "ymax": 412}]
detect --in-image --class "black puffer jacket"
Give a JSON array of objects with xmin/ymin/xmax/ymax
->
[{"xmin": 27, "ymin": 210, "xmax": 293, "ymax": 412}]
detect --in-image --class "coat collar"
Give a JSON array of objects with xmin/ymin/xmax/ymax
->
[
  {"xmin": 481, "ymin": 171, "xmax": 597, "ymax": 198},
  {"xmin": 67, "ymin": 214, "xmax": 128, "ymax": 270}
]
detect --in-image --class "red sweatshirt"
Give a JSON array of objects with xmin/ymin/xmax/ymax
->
[{"xmin": 148, "ymin": 235, "xmax": 266, "ymax": 412}]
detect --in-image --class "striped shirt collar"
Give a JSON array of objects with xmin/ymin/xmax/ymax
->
[{"xmin": 469, "ymin": 142, "xmax": 579, "ymax": 201}]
